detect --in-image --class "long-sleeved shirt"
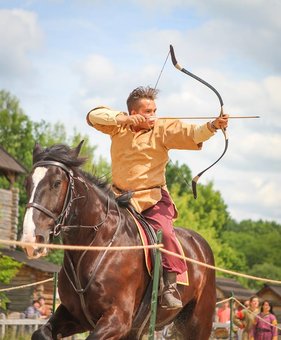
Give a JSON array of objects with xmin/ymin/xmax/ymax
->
[{"xmin": 86, "ymin": 106, "xmax": 215, "ymax": 212}]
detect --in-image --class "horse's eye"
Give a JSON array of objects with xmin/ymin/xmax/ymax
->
[{"xmin": 53, "ymin": 180, "xmax": 62, "ymax": 189}]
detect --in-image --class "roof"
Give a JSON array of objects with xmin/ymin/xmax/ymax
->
[
  {"xmin": 0, "ymin": 248, "xmax": 60, "ymax": 273},
  {"xmin": 0, "ymin": 146, "xmax": 27, "ymax": 174},
  {"xmin": 216, "ymin": 277, "xmax": 255, "ymax": 300},
  {"xmin": 257, "ymin": 284, "xmax": 281, "ymax": 299}
]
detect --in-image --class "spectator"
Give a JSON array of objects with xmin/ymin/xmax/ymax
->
[
  {"xmin": 253, "ymin": 300, "xmax": 278, "ymax": 340},
  {"xmin": 244, "ymin": 300, "xmax": 250, "ymax": 308},
  {"xmin": 38, "ymin": 296, "xmax": 51, "ymax": 318},
  {"xmin": 217, "ymin": 301, "xmax": 231, "ymax": 323},
  {"xmin": 24, "ymin": 300, "xmax": 41, "ymax": 319},
  {"xmin": 233, "ymin": 295, "xmax": 260, "ymax": 340}
]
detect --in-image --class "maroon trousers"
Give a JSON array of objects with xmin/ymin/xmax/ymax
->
[{"xmin": 142, "ymin": 189, "xmax": 187, "ymax": 275}]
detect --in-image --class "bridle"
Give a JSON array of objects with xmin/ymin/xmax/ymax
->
[
  {"xmin": 25, "ymin": 159, "xmax": 124, "ymax": 328},
  {"xmin": 26, "ymin": 160, "xmax": 75, "ymax": 235}
]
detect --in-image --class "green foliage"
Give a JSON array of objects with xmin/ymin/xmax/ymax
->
[
  {"xmin": 46, "ymin": 249, "xmax": 64, "ymax": 265},
  {"xmin": 0, "ymin": 90, "xmax": 110, "ymax": 237},
  {"xmin": 0, "ymin": 252, "xmax": 22, "ymax": 284},
  {"xmin": 221, "ymin": 219, "xmax": 281, "ymax": 288},
  {"xmin": 0, "ymin": 90, "xmax": 34, "ymax": 168},
  {"xmin": 0, "ymin": 252, "xmax": 22, "ymax": 310},
  {"xmin": 170, "ymin": 181, "xmax": 243, "ymax": 270},
  {"xmin": 166, "ymin": 160, "xmax": 192, "ymax": 196}
]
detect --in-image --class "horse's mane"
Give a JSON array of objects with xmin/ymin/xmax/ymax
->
[{"xmin": 34, "ymin": 143, "xmax": 111, "ymax": 192}]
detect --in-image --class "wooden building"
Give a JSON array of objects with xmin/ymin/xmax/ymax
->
[
  {"xmin": 0, "ymin": 146, "xmax": 60, "ymax": 314},
  {"xmin": 257, "ymin": 284, "xmax": 281, "ymax": 321},
  {"xmin": 0, "ymin": 146, "xmax": 27, "ymax": 245},
  {"xmin": 0, "ymin": 248, "xmax": 60, "ymax": 313},
  {"xmin": 216, "ymin": 277, "xmax": 255, "ymax": 302}
]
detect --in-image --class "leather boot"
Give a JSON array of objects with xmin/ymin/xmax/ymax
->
[{"xmin": 161, "ymin": 271, "xmax": 183, "ymax": 310}]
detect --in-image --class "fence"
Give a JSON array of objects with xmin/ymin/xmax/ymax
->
[
  {"xmin": 0, "ymin": 313, "xmax": 45, "ymax": 339},
  {"xmin": 1, "ymin": 236, "xmax": 281, "ymax": 339}
]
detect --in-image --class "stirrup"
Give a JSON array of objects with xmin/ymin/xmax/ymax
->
[{"xmin": 161, "ymin": 285, "xmax": 183, "ymax": 310}]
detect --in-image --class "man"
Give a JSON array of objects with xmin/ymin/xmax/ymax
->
[
  {"xmin": 233, "ymin": 295, "xmax": 260, "ymax": 340},
  {"xmin": 86, "ymin": 86, "xmax": 228, "ymax": 310}
]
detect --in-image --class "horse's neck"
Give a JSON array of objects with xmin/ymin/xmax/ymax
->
[{"xmin": 63, "ymin": 180, "xmax": 114, "ymax": 243}]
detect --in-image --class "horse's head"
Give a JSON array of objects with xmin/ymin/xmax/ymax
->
[{"xmin": 21, "ymin": 141, "xmax": 85, "ymax": 259}]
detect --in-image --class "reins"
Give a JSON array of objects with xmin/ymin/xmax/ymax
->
[{"xmin": 28, "ymin": 159, "xmax": 123, "ymax": 329}]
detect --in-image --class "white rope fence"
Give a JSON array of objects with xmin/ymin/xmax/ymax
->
[
  {"xmin": 1, "ymin": 238, "xmax": 281, "ymax": 285},
  {"xmin": 1, "ymin": 238, "xmax": 281, "ymax": 334},
  {"xmin": 160, "ymin": 248, "xmax": 281, "ymax": 285},
  {"xmin": 0, "ymin": 278, "xmax": 53, "ymax": 293},
  {"xmin": 0, "ymin": 239, "xmax": 162, "ymax": 251}
]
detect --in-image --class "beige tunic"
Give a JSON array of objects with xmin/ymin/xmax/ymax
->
[{"xmin": 86, "ymin": 107, "xmax": 214, "ymax": 212}]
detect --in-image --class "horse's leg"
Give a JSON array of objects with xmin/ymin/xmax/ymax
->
[
  {"xmin": 85, "ymin": 306, "xmax": 132, "ymax": 340},
  {"xmin": 174, "ymin": 278, "xmax": 216, "ymax": 340},
  {"xmin": 31, "ymin": 304, "xmax": 87, "ymax": 339}
]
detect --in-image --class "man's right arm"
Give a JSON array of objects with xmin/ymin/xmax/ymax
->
[
  {"xmin": 86, "ymin": 106, "xmax": 125, "ymax": 126},
  {"xmin": 87, "ymin": 106, "xmax": 148, "ymax": 128}
]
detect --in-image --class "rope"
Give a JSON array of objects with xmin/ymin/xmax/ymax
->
[
  {"xmin": 160, "ymin": 248, "xmax": 281, "ymax": 285},
  {"xmin": 0, "ymin": 239, "xmax": 163, "ymax": 251},
  {"xmin": 1, "ymin": 238, "xmax": 281, "ymax": 284},
  {"xmin": 0, "ymin": 278, "xmax": 53, "ymax": 293},
  {"xmin": 216, "ymin": 297, "xmax": 232, "ymax": 306}
]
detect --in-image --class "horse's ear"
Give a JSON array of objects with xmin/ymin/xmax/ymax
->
[
  {"xmin": 72, "ymin": 140, "xmax": 84, "ymax": 158},
  {"xmin": 33, "ymin": 142, "xmax": 43, "ymax": 163}
]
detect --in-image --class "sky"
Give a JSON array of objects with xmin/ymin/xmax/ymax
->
[{"xmin": 0, "ymin": 0, "xmax": 280, "ymax": 223}]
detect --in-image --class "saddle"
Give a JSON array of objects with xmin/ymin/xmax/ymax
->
[
  {"xmin": 115, "ymin": 191, "xmax": 189, "ymax": 285},
  {"xmin": 116, "ymin": 191, "xmax": 158, "ymax": 267},
  {"xmin": 115, "ymin": 191, "xmax": 188, "ymax": 335}
]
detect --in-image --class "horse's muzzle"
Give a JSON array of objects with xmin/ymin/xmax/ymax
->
[{"xmin": 22, "ymin": 234, "xmax": 48, "ymax": 259}]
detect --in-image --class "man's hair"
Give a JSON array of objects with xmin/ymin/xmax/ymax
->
[{"xmin": 126, "ymin": 86, "xmax": 159, "ymax": 113}]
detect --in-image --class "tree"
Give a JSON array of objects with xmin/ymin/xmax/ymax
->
[
  {"xmin": 221, "ymin": 219, "xmax": 281, "ymax": 289},
  {"xmin": 166, "ymin": 160, "xmax": 246, "ymax": 271},
  {"xmin": 0, "ymin": 252, "xmax": 22, "ymax": 310},
  {"xmin": 166, "ymin": 160, "xmax": 192, "ymax": 196},
  {"xmin": 0, "ymin": 90, "xmax": 34, "ymax": 169},
  {"xmin": 0, "ymin": 90, "xmax": 111, "ymax": 240}
]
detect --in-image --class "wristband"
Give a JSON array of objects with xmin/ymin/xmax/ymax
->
[{"xmin": 210, "ymin": 121, "xmax": 218, "ymax": 131}]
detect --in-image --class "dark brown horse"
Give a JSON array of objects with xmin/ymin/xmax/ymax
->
[{"xmin": 21, "ymin": 142, "xmax": 216, "ymax": 340}]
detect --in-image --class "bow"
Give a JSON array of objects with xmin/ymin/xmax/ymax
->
[{"xmin": 169, "ymin": 44, "xmax": 228, "ymax": 199}]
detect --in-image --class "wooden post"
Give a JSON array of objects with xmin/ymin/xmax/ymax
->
[
  {"xmin": 148, "ymin": 230, "xmax": 162, "ymax": 340},
  {"xmin": 230, "ymin": 292, "xmax": 234, "ymax": 339},
  {"xmin": 52, "ymin": 272, "xmax": 58, "ymax": 313}
]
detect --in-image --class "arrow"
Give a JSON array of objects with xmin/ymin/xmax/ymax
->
[{"xmin": 149, "ymin": 115, "xmax": 260, "ymax": 120}]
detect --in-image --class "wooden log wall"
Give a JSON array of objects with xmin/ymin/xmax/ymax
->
[
  {"xmin": 0, "ymin": 188, "xmax": 19, "ymax": 245},
  {"xmin": 0, "ymin": 265, "xmax": 55, "ymax": 313}
]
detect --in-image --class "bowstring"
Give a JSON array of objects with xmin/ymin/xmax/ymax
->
[
  {"xmin": 153, "ymin": 47, "xmax": 193, "ymax": 194},
  {"xmin": 154, "ymin": 49, "xmax": 171, "ymax": 90}
]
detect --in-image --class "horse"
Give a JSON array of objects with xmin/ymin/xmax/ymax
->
[{"xmin": 21, "ymin": 141, "xmax": 216, "ymax": 340}]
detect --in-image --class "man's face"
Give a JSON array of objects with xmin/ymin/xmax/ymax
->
[{"xmin": 131, "ymin": 98, "xmax": 157, "ymax": 130}]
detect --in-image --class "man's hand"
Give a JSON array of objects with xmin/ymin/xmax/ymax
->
[
  {"xmin": 116, "ymin": 113, "xmax": 152, "ymax": 127},
  {"xmin": 212, "ymin": 114, "xmax": 229, "ymax": 130}
]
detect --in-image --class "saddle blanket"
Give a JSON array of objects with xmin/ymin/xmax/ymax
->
[{"xmin": 129, "ymin": 211, "xmax": 189, "ymax": 286}]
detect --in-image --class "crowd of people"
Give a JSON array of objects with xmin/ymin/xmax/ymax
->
[
  {"xmin": 24, "ymin": 296, "xmax": 51, "ymax": 319},
  {"xmin": 215, "ymin": 295, "xmax": 279, "ymax": 340}
]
